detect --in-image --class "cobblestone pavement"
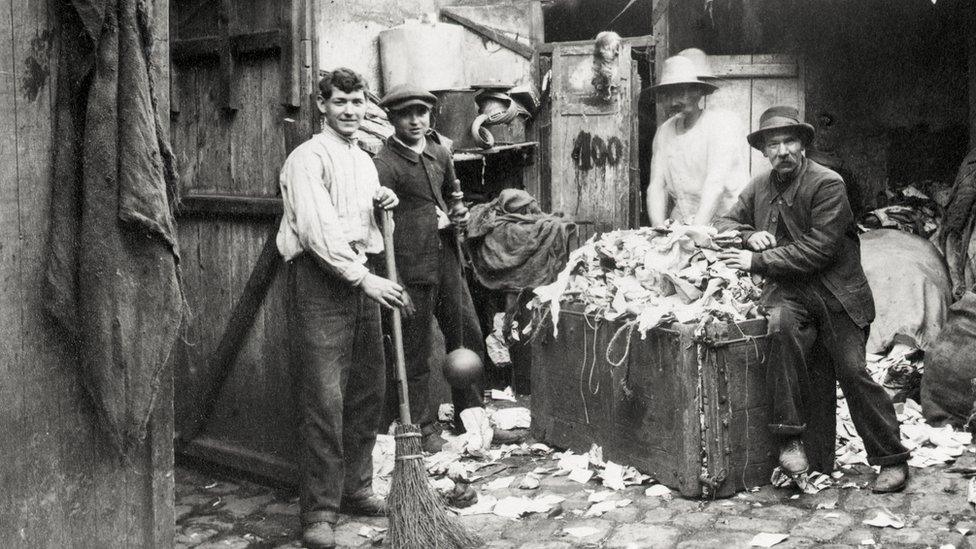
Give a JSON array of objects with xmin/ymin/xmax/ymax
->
[{"xmin": 177, "ymin": 447, "xmax": 976, "ymax": 549}]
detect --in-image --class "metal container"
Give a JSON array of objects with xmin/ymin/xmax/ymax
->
[
  {"xmin": 379, "ymin": 23, "xmax": 465, "ymax": 92},
  {"xmin": 432, "ymin": 89, "xmax": 481, "ymax": 150},
  {"xmin": 433, "ymin": 89, "xmax": 527, "ymax": 151}
]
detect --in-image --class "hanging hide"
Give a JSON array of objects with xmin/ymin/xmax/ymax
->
[{"xmin": 45, "ymin": 0, "xmax": 183, "ymax": 457}]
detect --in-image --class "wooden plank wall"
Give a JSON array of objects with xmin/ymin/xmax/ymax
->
[
  {"xmin": 705, "ymin": 54, "xmax": 803, "ymax": 175},
  {"xmin": 0, "ymin": 1, "xmax": 174, "ymax": 547},
  {"xmin": 171, "ymin": 0, "xmax": 305, "ymax": 478}
]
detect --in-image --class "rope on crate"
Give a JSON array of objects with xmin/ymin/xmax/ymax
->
[
  {"xmin": 606, "ymin": 320, "xmax": 638, "ymax": 368},
  {"xmin": 584, "ymin": 313, "xmax": 602, "ymax": 396},
  {"xmin": 605, "ymin": 319, "xmax": 638, "ymax": 400},
  {"xmin": 578, "ymin": 312, "xmax": 591, "ymax": 425}
]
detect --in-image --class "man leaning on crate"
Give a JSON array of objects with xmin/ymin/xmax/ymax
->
[{"xmin": 715, "ymin": 105, "xmax": 910, "ymax": 493}]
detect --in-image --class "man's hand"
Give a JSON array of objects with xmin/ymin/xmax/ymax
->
[
  {"xmin": 718, "ymin": 248, "xmax": 754, "ymax": 272},
  {"xmin": 448, "ymin": 190, "xmax": 469, "ymax": 230},
  {"xmin": 400, "ymin": 289, "xmax": 417, "ymax": 318},
  {"xmin": 373, "ymin": 187, "xmax": 399, "ymax": 210},
  {"xmin": 452, "ymin": 210, "xmax": 470, "ymax": 232},
  {"xmin": 746, "ymin": 231, "xmax": 777, "ymax": 251},
  {"xmin": 360, "ymin": 273, "xmax": 404, "ymax": 309}
]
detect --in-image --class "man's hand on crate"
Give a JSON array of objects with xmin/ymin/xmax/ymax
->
[{"xmin": 718, "ymin": 248, "xmax": 754, "ymax": 272}]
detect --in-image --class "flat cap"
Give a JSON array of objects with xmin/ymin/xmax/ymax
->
[{"xmin": 379, "ymin": 84, "xmax": 437, "ymax": 111}]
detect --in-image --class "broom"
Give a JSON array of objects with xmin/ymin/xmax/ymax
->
[{"xmin": 381, "ymin": 209, "xmax": 482, "ymax": 549}]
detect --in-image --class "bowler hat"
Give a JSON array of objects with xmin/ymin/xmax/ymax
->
[
  {"xmin": 747, "ymin": 106, "xmax": 816, "ymax": 151},
  {"xmin": 649, "ymin": 55, "xmax": 717, "ymax": 94},
  {"xmin": 379, "ymin": 84, "xmax": 437, "ymax": 112}
]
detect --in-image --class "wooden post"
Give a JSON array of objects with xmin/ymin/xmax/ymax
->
[
  {"xmin": 218, "ymin": 0, "xmax": 239, "ymax": 111},
  {"xmin": 969, "ymin": 8, "xmax": 976, "ymax": 150},
  {"xmin": 652, "ymin": 0, "xmax": 670, "ymax": 126}
]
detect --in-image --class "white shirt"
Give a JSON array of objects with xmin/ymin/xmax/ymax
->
[
  {"xmin": 276, "ymin": 125, "xmax": 383, "ymax": 285},
  {"xmin": 651, "ymin": 108, "xmax": 749, "ymax": 223}
]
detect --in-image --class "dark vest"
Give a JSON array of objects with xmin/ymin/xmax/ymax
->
[{"xmin": 373, "ymin": 136, "xmax": 456, "ymax": 285}]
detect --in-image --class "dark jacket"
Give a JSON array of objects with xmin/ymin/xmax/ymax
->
[
  {"xmin": 716, "ymin": 159, "xmax": 875, "ymax": 328},
  {"xmin": 373, "ymin": 135, "xmax": 456, "ymax": 285}
]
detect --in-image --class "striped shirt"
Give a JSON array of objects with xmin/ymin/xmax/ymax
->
[{"xmin": 276, "ymin": 124, "xmax": 383, "ymax": 285}]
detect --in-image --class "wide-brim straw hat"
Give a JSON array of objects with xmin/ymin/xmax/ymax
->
[
  {"xmin": 747, "ymin": 105, "xmax": 816, "ymax": 150},
  {"xmin": 677, "ymin": 48, "xmax": 716, "ymax": 80},
  {"xmin": 649, "ymin": 55, "xmax": 718, "ymax": 94}
]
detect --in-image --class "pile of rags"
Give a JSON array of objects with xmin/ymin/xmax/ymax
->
[
  {"xmin": 859, "ymin": 183, "xmax": 943, "ymax": 242},
  {"xmin": 465, "ymin": 189, "xmax": 576, "ymax": 290},
  {"xmin": 530, "ymin": 225, "xmax": 761, "ymax": 337}
]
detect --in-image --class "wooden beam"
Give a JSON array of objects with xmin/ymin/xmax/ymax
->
[
  {"xmin": 653, "ymin": 0, "xmax": 669, "ymax": 126},
  {"xmin": 441, "ymin": 7, "xmax": 535, "ymax": 60},
  {"xmin": 233, "ymin": 30, "xmax": 281, "ymax": 55},
  {"xmin": 219, "ymin": 0, "xmax": 239, "ymax": 110},
  {"xmin": 172, "ymin": 31, "xmax": 283, "ymax": 61},
  {"xmin": 536, "ymin": 35, "xmax": 655, "ymax": 55},
  {"xmin": 181, "ymin": 436, "xmax": 298, "ymax": 486},
  {"xmin": 175, "ymin": 194, "xmax": 283, "ymax": 219},
  {"xmin": 280, "ymin": 0, "xmax": 302, "ymax": 107},
  {"xmin": 179, "ymin": 223, "xmax": 281, "ymax": 443},
  {"xmin": 710, "ymin": 62, "xmax": 797, "ymax": 78},
  {"xmin": 650, "ymin": 0, "xmax": 671, "ymax": 30}
]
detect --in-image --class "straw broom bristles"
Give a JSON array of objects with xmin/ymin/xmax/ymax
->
[{"xmin": 387, "ymin": 423, "xmax": 482, "ymax": 549}]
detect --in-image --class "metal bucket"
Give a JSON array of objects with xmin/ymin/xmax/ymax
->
[{"xmin": 379, "ymin": 23, "xmax": 465, "ymax": 92}]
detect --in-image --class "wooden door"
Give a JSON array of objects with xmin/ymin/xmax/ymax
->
[
  {"xmin": 543, "ymin": 37, "xmax": 651, "ymax": 234},
  {"xmin": 170, "ymin": 0, "xmax": 313, "ymax": 483},
  {"xmin": 703, "ymin": 54, "xmax": 805, "ymax": 175}
]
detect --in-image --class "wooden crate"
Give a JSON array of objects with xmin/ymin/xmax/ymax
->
[{"xmin": 530, "ymin": 306, "xmax": 834, "ymax": 498}]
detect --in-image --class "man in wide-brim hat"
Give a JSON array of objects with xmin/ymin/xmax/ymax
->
[
  {"xmin": 646, "ymin": 54, "xmax": 749, "ymax": 227},
  {"xmin": 716, "ymin": 105, "xmax": 911, "ymax": 493}
]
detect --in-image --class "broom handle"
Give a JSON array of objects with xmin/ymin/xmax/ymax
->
[{"xmin": 381, "ymin": 209, "xmax": 412, "ymax": 425}]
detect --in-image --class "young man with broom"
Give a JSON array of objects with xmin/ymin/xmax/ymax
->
[{"xmin": 276, "ymin": 67, "xmax": 404, "ymax": 549}]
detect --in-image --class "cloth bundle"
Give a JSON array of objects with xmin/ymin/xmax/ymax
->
[{"xmin": 465, "ymin": 189, "xmax": 576, "ymax": 291}]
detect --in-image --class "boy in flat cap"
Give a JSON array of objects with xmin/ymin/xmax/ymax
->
[
  {"xmin": 277, "ymin": 68, "xmax": 402, "ymax": 549},
  {"xmin": 716, "ymin": 105, "xmax": 910, "ymax": 493},
  {"xmin": 373, "ymin": 84, "xmax": 518, "ymax": 452}
]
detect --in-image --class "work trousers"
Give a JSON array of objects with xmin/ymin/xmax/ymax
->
[
  {"xmin": 287, "ymin": 255, "xmax": 385, "ymax": 526},
  {"xmin": 763, "ymin": 281, "xmax": 910, "ymax": 466},
  {"xmin": 394, "ymin": 233, "xmax": 484, "ymax": 431}
]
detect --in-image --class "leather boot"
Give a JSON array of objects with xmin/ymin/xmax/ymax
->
[
  {"xmin": 491, "ymin": 427, "xmax": 524, "ymax": 445},
  {"xmin": 340, "ymin": 494, "xmax": 388, "ymax": 517},
  {"xmin": 871, "ymin": 463, "xmax": 909, "ymax": 493},
  {"xmin": 302, "ymin": 521, "xmax": 336, "ymax": 549},
  {"xmin": 422, "ymin": 431, "xmax": 447, "ymax": 453},
  {"xmin": 778, "ymin": 438, "xmax": 809, "ymax": 475}
]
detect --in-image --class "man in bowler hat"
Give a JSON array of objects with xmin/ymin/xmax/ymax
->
[{"xmin": 716, "ymin": 105, "xmax": 910, "ymax": 493}]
